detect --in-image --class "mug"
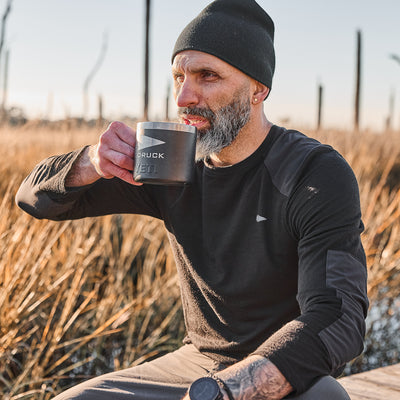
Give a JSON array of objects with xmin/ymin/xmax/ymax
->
[{"xmin": 133, "ymin": 121, "xmax": 197, "ymax": 185}]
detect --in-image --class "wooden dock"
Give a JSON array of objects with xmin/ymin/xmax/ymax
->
[{"xmin": 339, "ymin": 363, "xmax": 400, "ymax": 399}]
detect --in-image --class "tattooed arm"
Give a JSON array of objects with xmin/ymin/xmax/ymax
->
[
  {"xmin": 183, "ymin": 355, "xmax": 292, "ymax": 400},
  {"xmin": 217, "ymin": 355, "xmax": 292, "ymax": 400}
]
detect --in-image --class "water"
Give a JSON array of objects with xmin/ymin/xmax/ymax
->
[{"xmin": 346, "ymin": 296, "xmax": 400, "ymax": 374}]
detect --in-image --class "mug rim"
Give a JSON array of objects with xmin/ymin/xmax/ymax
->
[{"xmin": 137, "ymin": 121, "xmax": 197, "ymax": 134}]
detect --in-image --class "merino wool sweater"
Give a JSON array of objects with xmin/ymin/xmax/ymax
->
[{"xmin": 16, "ymin": 125, "xmax": 369, "ymax": 394}]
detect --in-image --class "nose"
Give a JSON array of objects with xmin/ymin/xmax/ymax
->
[{"xmin": 174, "ymin": 78, "xmax": 200, "ymax": 108}]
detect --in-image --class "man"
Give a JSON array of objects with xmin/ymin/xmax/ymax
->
[{"xmin": 16, "ymin": 0, "xmax": 368, "ymax": 399}]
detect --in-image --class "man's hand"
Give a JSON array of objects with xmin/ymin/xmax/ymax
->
[
  {"xmin": 182, "ymin": 356, "xmax": 292, "ymax": 400},
  {"xmin": 65, "ymin": 121, "xmax": 143, "ymax": 187}
]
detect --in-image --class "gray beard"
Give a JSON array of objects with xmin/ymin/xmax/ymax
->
[{"xmin": 178, "ymin": 93, "xmax": 251, "ymax": 162}]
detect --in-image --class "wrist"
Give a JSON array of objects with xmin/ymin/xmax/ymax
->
[
  {"xmin": 207, "ymin": 373, "xmax": 235, "ymax": 400},
  {"xmin": 188, "ymin": 377, "xmax": 224, "ymax": 400},
  {"xmin": 87, "ymin": 144, "xmax": 107, "ymax": 178},
  {"xmin": 65, "ymin": 146, "xmax": 102, "ymax": 187}
]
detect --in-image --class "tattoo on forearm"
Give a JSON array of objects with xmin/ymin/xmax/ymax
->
[{"xmin": 218, "ymin": 357, "xmax": 293, "ymax": 400}]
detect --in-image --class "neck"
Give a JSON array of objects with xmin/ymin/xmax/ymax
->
[{"xmin": 209, "ymin": 113, "xmax": 272, "ymax": 167}]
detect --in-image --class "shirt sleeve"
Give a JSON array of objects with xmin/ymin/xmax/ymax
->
[
  {"xmin": 252, "ymin": 150, "xmax": 368, "ymax": 394},
  {"xmin": 15, "ymin": 147, "xmax": 162, "ymax": 221}
]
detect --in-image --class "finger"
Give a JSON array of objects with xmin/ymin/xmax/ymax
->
[
  {"xmin": 95, "ymin": 122, "xmax": 138, "ymax": 181},
  {"xmin": 107, "ymin": 121, "xmax": 136, "ymax": 147},
  {"xmin": 100, "ymin": 129, "xmax": 135, "ymax": 159},
  {"xmin": 103, "ymin": 161, "xmax": 143, "ymax": 186},
  {"xmin": 102, "ymin": 148, "xmax": 134, "ymax": 172}
]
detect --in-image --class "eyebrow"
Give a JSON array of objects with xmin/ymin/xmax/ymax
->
[
  {"xmin": 172, "ymin": 64, "xmax": 222, "ymax": 76},
  {"xmin": 190, "ymin": 65, "xmax": 216, "ymax": 73}
]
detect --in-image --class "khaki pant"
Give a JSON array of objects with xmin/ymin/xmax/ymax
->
[{"xmin": 53, "ymin": 344, "xmax": 350, "ymax": 400}]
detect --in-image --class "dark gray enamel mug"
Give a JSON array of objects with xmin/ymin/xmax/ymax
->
[{"xmin": 133, "ymin": 121, "xmax": 197, "ymax": 185}]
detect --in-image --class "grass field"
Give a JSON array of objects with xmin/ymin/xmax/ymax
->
[{"xmin": 0, "ymin": 122, "xmax": 399, "ymax": 399}]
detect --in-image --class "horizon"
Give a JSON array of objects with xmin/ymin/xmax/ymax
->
[{"xmin": 2, "ymin": 0, "xmax": 400, "ymax": 132}]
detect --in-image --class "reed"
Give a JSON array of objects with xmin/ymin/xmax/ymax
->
[{"xmin": 0, "ymin": 124, "xmax": 399, "ymax": 399}]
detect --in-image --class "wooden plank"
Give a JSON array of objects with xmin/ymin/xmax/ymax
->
[{"xmin": 339, "ymin": 363, "xmax": 400, "ymax": 400}]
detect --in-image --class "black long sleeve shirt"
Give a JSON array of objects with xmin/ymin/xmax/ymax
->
[{"xmin": 16, "ymin": 125, "xmax": 369, "ymax": 394}]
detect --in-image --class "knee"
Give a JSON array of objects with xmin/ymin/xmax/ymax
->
[{"xmin": 51, "ymin": 377, "xmax": 104, "ymax": 400}]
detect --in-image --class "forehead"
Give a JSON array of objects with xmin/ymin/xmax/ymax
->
[{"xmin": 172, "ymin": 50, "xmax": 239, "ymax": 74}]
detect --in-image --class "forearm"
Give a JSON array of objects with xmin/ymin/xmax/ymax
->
[
  {"xmin": 15, "ymin": 148, "xmax": 90, "ymax": 219},
  {"xmin": 216, "ymin": 355, "xmax": 292, "ymax": 400}
]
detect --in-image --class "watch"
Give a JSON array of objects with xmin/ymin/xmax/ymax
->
[{"xmin": 189, "ymin": 377, "xmax": 223, "ymax": 400}]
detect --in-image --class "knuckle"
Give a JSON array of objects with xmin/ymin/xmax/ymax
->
[
  {"xmin": 117, "ymin": 153, "xmax": 131, "ymax": 169},
  {"xmin": 108, "ymin": 120, "xmax": 124, "ymax": 132},
  {"xmin": 99, "ymin": 132, "xmax": 110, "ymax": 147}
]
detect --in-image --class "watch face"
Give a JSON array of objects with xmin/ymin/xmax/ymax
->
[{"xmin": 189, "ymin": 377, "xmax": 221, "ymax": 400}]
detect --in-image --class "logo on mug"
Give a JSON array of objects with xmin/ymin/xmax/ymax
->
[{"xmin": 137, "ymin": 135, "xmax": 165, "ymax": 149}]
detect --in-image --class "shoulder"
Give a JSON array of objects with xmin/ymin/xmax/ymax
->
[{"xmin": 264, "ymin": 126, "xmax": 348, "ymax": 197}]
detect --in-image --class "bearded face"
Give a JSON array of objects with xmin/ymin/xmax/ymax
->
[{"xmin": 178, "ymin": 87, "xmax": 251, "ymax": 161}]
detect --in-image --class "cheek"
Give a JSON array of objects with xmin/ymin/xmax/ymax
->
[
  {"xmin": 203, "ymin": 80, "xmax": 248, "ymax": 109},
  {"xmin": 202, "ymin": 90, "xmax": 230, "ymax": 111}
]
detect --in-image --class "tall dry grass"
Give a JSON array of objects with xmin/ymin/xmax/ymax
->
[
  {"xmin": 0, "ymin": 123, "xmax": 184, "ymax": 399},
  {"xmin": 313, "ymin": 128, "xmax": 400, "ymax": 301},
  {"xmin": 0, "ymin": 122, "xmax": 399, "ymax": 399}
]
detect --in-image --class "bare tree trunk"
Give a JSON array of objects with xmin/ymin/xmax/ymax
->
[
  {"xmin": 385, "ymin": 89, "xmax": 395, "ymax": 131},
  {"xmin": 317, "ymin": 83, "xmax": 323, "ymax": 131},
  {"xmin": 143, "ymin": 0, "xmax": 151, "ymax": 121},
  {"xmin": 83, "ymin": 32, "xmax": 108, "ymax": 120},
  {"xmin": 165, "ymin": 81, "xmax": 170, "ymax": 121},
  {"xmin": 0, "ymin": 0, "xmax": 12, "ymax": 64},
  {"xmin": 97, "ymin": 94, "xmax": 104, "ymax": 127},
  {"xmin": 389, "ymin": 54, "xmax": 400, "ymax": 132},
  {"xmin": 354, "ymin": 30, "xmax": 362, "ymax": 132},
  {"xmin": 0, "ymin": 0, "xmax": 12, "ymax": 122},
  {"xmin": 1, "ymin": 48, "xmax": 8, "ymax": 119}
]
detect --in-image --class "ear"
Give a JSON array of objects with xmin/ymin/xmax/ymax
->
[{"xmin": 252, "ymin": 81, "xmax": 270, "ymax": 104}]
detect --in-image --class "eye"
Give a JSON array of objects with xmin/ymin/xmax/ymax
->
[
  {"xmin": 173, "ymin": 73, "xmax": 184, "ymax": 84},
  {"xmin": 200, "ymin": 70, "xmax": 219, "ymax": 81}
]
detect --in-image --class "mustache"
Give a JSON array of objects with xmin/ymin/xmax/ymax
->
[{"xmin": 177, "ymin": 106, "xmax": 215, "ymax": 120}]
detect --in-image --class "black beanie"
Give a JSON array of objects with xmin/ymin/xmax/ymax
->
[{"xmin": 172, "ymin": 0, "xmax": 275, "ymax": 90}]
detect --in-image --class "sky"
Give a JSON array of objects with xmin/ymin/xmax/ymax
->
[{"xmin": 3, "ymin": 0, "xmax": 400, "ymax": 131}]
